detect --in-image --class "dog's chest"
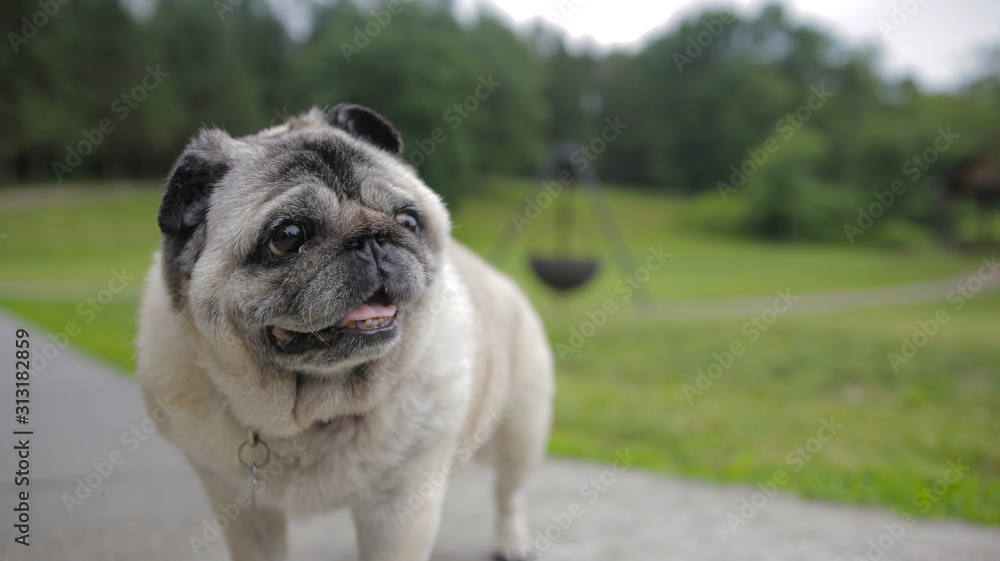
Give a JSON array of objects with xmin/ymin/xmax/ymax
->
[{"xmin": 244, "ymin": 409, "xmax": 447, "ymax": 515}]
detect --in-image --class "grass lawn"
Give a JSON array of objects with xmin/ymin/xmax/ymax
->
[{"xmin": 0, "ymin": 179, "xmax": 997, "ymax": 524}]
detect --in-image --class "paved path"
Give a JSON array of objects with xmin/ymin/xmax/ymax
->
[{"xmin": 0, "ymin": 312, "xmax": 998, "ymax": 561}]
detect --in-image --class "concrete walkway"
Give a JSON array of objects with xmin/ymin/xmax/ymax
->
[{"xmin": 1, "ymin": 312, "xmax": 998, "ymax": 561}]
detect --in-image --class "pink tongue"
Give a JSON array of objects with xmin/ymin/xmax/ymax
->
[{"xmin": 336, "ymin": 302, "xmax": 397, "ymax": 327}]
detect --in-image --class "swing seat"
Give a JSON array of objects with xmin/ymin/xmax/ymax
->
[{"xmin": 530, "ymin": 256, "xmax": 599, "ymax": 291}]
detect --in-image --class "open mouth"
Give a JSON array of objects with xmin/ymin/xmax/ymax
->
[{"xmin": 268, "ymin": 291, "xmax": 398, "ymax": 353}]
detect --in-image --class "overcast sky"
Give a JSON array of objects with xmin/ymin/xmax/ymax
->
[{"xmin": 453, "ymin": 0, "xmax": 1000, "ymax": 92}]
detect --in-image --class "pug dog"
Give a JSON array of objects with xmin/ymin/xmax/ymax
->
[{"xmin": 135, "ymin": 104, "xmax": 554, "ymax": 561}]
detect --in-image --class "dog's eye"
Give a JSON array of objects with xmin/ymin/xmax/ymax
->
[
  {"xmin": 396, "ymin": 211, "xmax": 419, "ymax": 233},
  {"xmin": 268, "ymin": 223, "xmax": 307, "ymax": 256}
]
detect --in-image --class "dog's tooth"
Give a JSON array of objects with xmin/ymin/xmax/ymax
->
[
  {"xmin": 364, "ymin": 319, "xmax": 373, "ymax": 328},
  {"xmin": 347, "ymin": 320, "xmax": 356, "ymax": 328}
]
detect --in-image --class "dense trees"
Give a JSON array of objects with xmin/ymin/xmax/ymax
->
[{"xmin": 2, "ymin": 0, "xmax": 998, "ymax": 242}]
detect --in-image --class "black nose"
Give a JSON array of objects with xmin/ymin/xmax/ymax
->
[{"xmin": 347, "ymin": 235, "xmax": 390, "ymax": 264}]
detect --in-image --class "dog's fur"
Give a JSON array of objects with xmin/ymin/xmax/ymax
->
[{"xmin": 135, "ymin": 105, "xmax": 554, "ymax": 561}]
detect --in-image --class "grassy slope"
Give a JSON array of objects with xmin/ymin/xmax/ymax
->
[{"xmin": 0, "ymin": 179, "xmax": 996, "ymax": 524}]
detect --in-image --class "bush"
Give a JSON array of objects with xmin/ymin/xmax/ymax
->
[
  {"xmin": 735, "ymin": 131, "xmax": 860, "ymax": 242},
  {"xmin": 742, "ymin": 173, "xmax": 860, "ymax": 242}
]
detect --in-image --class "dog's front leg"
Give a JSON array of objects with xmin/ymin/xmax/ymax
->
[
  {"xmin": 351, "ymin": 479, "xmax": 447, "ymax": 561},
  {"xmin": 193, "ymin": 464, "xmax": 289, "ymax": 561}
]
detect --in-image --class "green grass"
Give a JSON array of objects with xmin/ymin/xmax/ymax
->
[
  {"xmin": 0, "ymin": 183, "xmax": 161, "ymax": 371},
  {"xmin": 542, "ymin": 293, "xmax": 1000, "ymax": 523},
  {"xmin": 0, "ymin": 179, "xmax": 997, "ymax": 524}
]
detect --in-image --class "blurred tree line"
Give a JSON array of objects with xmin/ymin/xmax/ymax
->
[{"xmin": 2, "ymin": 0, "xmax": 998, "ymax": 242}]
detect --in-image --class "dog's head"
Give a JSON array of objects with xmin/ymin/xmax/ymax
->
[{"xmin": 157, "ymin": 104, "xmax": 450, "ymax": 376}]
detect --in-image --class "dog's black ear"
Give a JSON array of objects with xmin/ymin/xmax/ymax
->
[
  {"xmin": 158, "ymin": 129, "xmax": 232, "ymax": 236},
  {"xmin": 325, "ymin": 104, "xmax": 403, "ymax": 155},
  {"xmin": 158, "ymin": 129, "xmax": 232, "ymax": 308}
]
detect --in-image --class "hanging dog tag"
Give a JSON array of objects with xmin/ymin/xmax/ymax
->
[{"xmin": 238, "ymin": 432, "xmax": 270, "ymax": 513}]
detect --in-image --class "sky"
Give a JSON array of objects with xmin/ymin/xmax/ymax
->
[{"xmin": 453, "ymin": 0, "xmax": 1000, "ymax": 92}]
